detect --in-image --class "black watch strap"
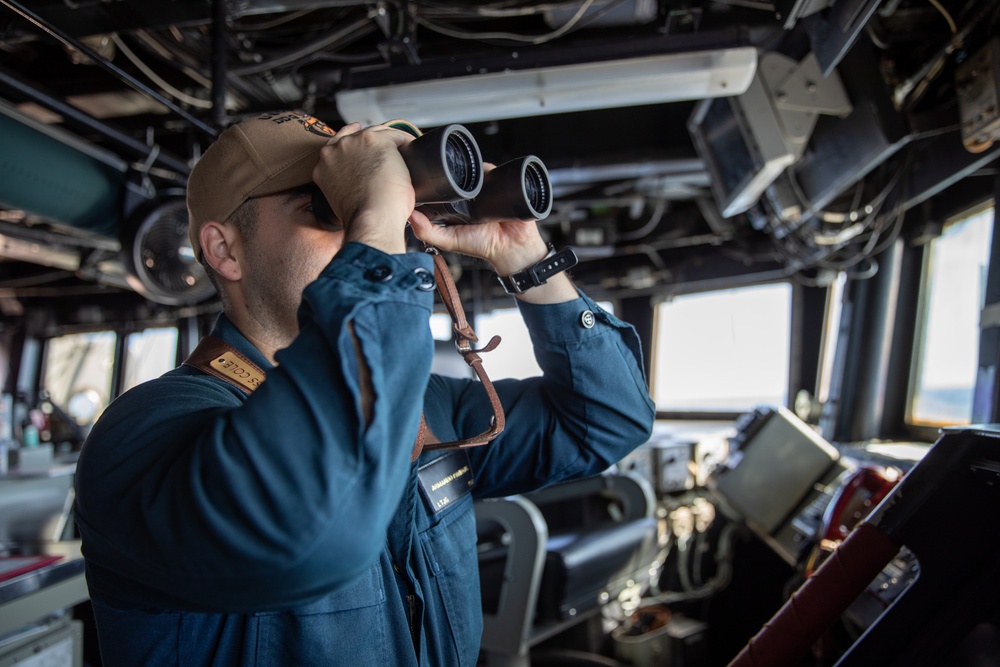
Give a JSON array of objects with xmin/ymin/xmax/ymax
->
[{"xmin": 498, "ymin": 245, "xmax": 579, "ymax": 294}]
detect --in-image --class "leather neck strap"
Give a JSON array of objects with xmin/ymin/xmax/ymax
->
[
  {"xmin": 423, "ymin": 249, "xmax": 506, "ymax": 453},
  {"xmin": 183, "ymin": 337, "xmax": 264, "ymax": 394},
  {"xmin": 183, "ymin": 248, "xmax": 505, "ymax": 461}
]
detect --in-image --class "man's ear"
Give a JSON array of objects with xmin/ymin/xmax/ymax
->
[{"xmin": 200, "ymin": 221, "xmax": 243, "ymax": 282}]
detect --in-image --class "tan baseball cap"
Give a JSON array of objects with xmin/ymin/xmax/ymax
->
[{"xmin": 186, "ymin": 110, "xmax": 337, "ymax": 258}]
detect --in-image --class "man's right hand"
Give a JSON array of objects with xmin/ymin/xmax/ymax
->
[{"xmin": 312, "ymin": 123, "xmax": 415, "ymax": 255}]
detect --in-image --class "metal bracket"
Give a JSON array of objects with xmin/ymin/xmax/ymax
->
[
  {"xmin": 956, "ymin": 38, "xmax": 1000, "ymax": 154},
  {"xmin": 759, "ymin": 52, "xmax": 853, "ymax": 155},
  {"xmin": 475, "ymin": 496, "xmax": 548, "ymax": 660},
  {"xmin": 981, "ymin": 302, "xmax": 1000, "ymax": 330}
]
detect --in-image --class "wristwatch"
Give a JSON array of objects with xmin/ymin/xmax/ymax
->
[{"xmin": 497, "ymin": 244, "xmax": 579, "ymax": 295}]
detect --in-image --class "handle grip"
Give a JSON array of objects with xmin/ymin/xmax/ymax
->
[{"xmin": 727, "ymin": 522, "xmax": 899, "ymax": 667}]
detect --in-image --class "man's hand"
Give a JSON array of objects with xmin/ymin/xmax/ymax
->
[
  {"xmin": 312, "ymin": 123, "xmax": 415, "ymax": 255},
  {"xmin": 408, "ymin": 174, "xmax": 579, "ymax": 305}
]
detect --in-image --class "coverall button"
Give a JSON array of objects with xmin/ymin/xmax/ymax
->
[
  {"xmin": 365, "ymin": 265, "xmax": 393, "ymax": 282},
  {"xmin": 580, "ymin": 310, "xmax": 596, "ymax": 329},
  {"xmin": 413, "ymin": 268, "xmax": 436, "ymax": 291}
]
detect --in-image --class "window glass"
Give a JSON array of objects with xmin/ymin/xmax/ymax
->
[
  {"xmin": 476, "ymin": 302, "xmax": 615, "ymax": 380},
  {"xmin": 909, "ymin": 207, "xmax": 994, "ymax": 426},
  {"xmin": 475, "ymin": 308, "xmax": 542, "ymax": 380},
  {"xmin": 123, "ymin": 328, "xmax": 179, "ymax": 392},
  {"xmin": 42, "ymin": 331, "xmax": 116, "ymax": 425},
  {"xmin": 429, "ymin": 313, "xmax": 454, "ymax": 341},
  {"xmin": 653, "ymin": 283, "xmax": 792, "ymax": 412}
]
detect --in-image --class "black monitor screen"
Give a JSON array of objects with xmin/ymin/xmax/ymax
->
[
  {"xmin": 697, "ymin": 97, "xmax": 756, "ymax": 202},
  {"xmin": 711, "ymin": 407, "xmax": 839, "ymax": 533}
]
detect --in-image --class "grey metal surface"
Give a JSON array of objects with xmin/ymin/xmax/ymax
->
[
  {"xmin": 0, "ymin": 541, "xmax": 87, "ymax": 638},
  {"xmin": 476, "ymin": 496, "xmax": 548, "ymax": 659}
]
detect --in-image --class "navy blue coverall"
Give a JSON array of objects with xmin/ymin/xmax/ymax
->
[{"xmin": 75, "ymin": 243, "xmax": 655, "ymax": 666}]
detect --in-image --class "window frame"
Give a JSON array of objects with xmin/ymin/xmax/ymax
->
[
  {"xmin": 37, "ymin": 322, "xmax": 182, "ymax": 409},
  {"xmin": 39, "ymin": 328, "xmax": 119, "ymax": 414},
  {"xmin": 904, "ymin": 203, "xmax": 995, "ymax": 433},
  {"xmin": 121, "ymin": 326, "xmax": 181, "ymax": 393},
  {"xmin": 650, "ymin": 280, "xmax": 795, "ymax": 417}
]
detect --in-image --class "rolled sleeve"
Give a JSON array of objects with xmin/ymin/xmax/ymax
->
[{"xmin": 457, "ymin": 291, "xmax": 655, "ymax": 498}]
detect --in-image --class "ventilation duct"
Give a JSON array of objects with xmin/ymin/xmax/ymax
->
[{"xmin": 0, "ymin": 102, "xmax": 128, "ymax": 238}]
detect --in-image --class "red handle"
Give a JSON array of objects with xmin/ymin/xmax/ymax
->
[
  {"xmin": 823, "ymin": 466, "xmax": 899, "ymax": 542},
  {"xmin": 727, "ymin": 522, "xmax": 899, "ymax": 667}
]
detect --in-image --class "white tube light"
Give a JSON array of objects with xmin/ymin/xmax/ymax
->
[{"xmin": 336, "ymin": 47, "xmax": 758, "ymax": 127}]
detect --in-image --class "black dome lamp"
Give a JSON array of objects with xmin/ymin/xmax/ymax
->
[{"xmin": 121, "ymin": 196, "xmax": 216, "ymax": 306}]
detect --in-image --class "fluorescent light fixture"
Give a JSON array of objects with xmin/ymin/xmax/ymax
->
[{"xmin": 336, "ymin": 47, "xmax": 758, "ymax": 127}]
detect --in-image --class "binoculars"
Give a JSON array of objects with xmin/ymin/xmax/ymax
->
[{"xmin": 311, "ymin": 123, "xmax": 553, "ymax": 227}]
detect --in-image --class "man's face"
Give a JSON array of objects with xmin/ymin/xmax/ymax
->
[{"xmin": 239, "ymin": 186, "xmax": 345, "ymax": 342}]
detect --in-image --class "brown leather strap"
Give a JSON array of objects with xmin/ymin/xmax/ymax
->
[
  {"xmin": 182, "ymin": 336, "xmax": 265, "ymax": 394},
  {"xmin": 431, "ymin": 250, "xmax": 478, "ymax": 345},
  {"xmin": 411, "ymin": 414, "xmax": 439, "ymax": 461},
  {"xmin": 410, "ymin": 250, "xmax": 506, "ymax": 459}
]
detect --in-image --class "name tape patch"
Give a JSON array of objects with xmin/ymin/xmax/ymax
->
[
  {"xmin": 418, "ymin": 450, "xmax": 475, "ymax": 514},
  {"xmin": 210, "ymin": 355, "xmax": 265, "ymax": 392}
]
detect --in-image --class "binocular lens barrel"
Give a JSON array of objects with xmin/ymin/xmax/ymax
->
[
  {"xmin": 521, "ymin": 158, "xmax": 551, "ymax": 220},
  {"xmin": 413, "ymin": 156, "xmax": 552, "ymax": 225},
  {"xmin": 445, "ymin": 134, "xmax": 476, "ymax": 194},
  {"xmin": 468, "ymin": 156, "xmax": 553, "ymax": 224},
  {"xmin": 311, "ymin": 123, "xmax": 552, "ymax": 228},
  {"xmin": 400, "ymin": 124, "xmax": 483, "ymax": 203}
]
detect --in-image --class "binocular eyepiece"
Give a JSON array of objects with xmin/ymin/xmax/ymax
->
[{"xmin": 311, "ymin": 123, "xmax": 552, "ymax": 228}]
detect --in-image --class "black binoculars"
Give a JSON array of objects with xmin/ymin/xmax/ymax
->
[{"xmin": 311, "ymin": 123, "xmax": 553, "ymax": 227}]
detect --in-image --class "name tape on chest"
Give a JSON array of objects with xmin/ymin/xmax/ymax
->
[{"xmin": 417, "ymin": 450, "xmax": 475, "ymax": 514}]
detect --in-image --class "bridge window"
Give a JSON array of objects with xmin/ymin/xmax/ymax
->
[
  {"xmin": 429, "ymin": 313, "xmax": 454, "ymax": 341},
  {"xmin": 476, "ymin": 308, "xmax": 542, "ymax": 380},
  {"xmin": 909, "ymin": 206, "xmax": 994, "ymax": 426},
  {"xmin": 476, "ymin": 302, "xmax": 615, "ymax": 380},
  {"xmin": 122, "ymin": 327, "xmax": 179, "ymax": 393},
  {"xmin": 652, "ymin": 283, "xmax": 792, "ymax": 412},
  {"xmin": 42, "ymin": 331, "xmax": 116, "ymax": 426}
]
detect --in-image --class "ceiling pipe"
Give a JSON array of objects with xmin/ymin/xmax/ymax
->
[
  {"xmin": 0, "ymin": 66, "xmax": 191, "ymax": 177},
  {"xmin": 211, "ymin": 0, "xmax": 227, "ymax": 128},
  {"xmin": 0, "ymin": 0, "xmax": 218, "ymax": 140}
]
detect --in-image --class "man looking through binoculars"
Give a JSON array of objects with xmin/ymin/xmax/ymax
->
[{"xmin": 74, "ymin": 111, "xmax": 655, "ymax": 666}]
